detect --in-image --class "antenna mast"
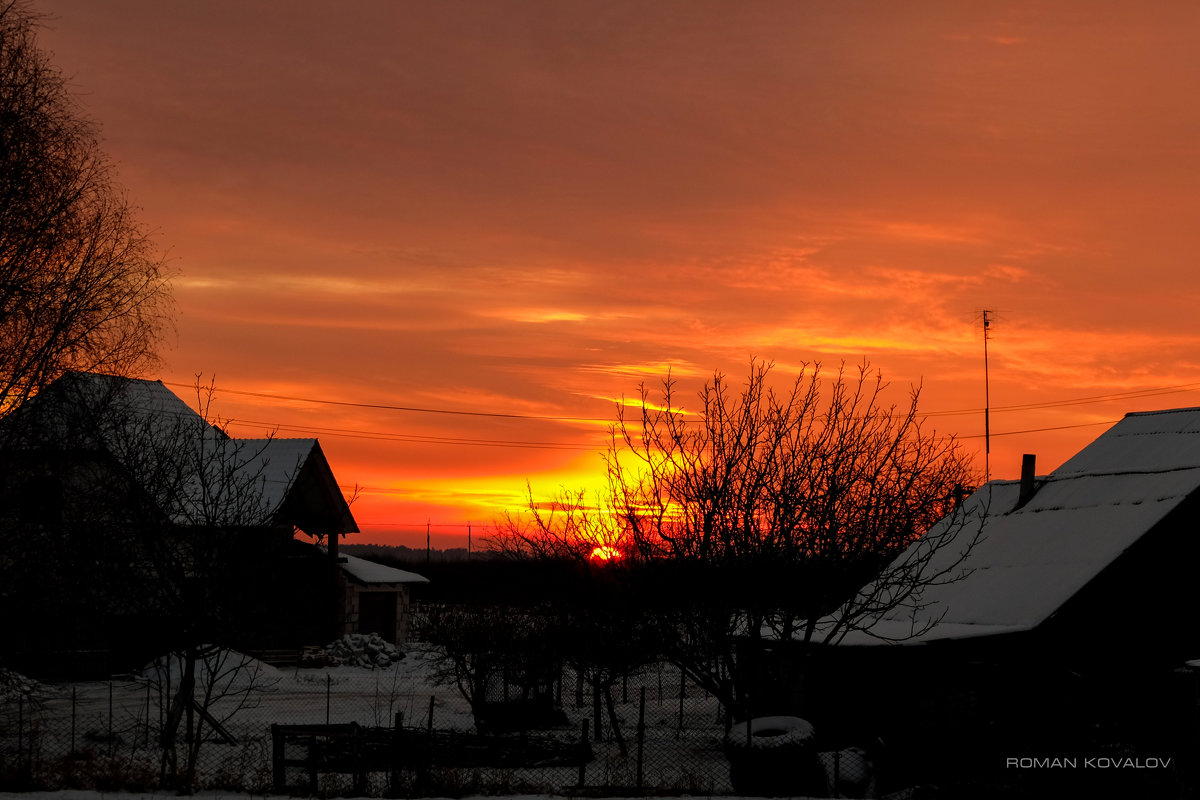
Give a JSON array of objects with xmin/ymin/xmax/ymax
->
[{"xmin": 982, "ymin": 309, "xmax": 992, "ymax": 481}]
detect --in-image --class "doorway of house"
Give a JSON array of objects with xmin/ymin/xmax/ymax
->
[{"xmin": 357, "ymin": 591, "xmax": 397, "ymax": 643}]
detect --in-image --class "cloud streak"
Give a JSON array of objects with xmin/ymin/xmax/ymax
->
[{"xmin": 36, "ymin": 0, "xmax": 1200, "ymax": 544}]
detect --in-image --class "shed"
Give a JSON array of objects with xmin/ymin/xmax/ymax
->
[{"xmin": 336, "ymin": 553, "xmax": 429, "ymax": 644}]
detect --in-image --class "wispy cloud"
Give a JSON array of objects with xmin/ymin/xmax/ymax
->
[{"xmin": 38, "ymin": 0, "xmax": 1200, "ymax": 543}]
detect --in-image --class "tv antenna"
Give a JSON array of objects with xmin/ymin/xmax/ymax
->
[{"xmin": 981, "ymin": 309, "xmax": 994, "ymax": 481}]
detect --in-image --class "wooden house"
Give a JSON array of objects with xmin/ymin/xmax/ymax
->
[
  {"xmin": 0, "ymin": 371, "xmax": 425, "ymax": 674},
  {"xmin": 751, "ymin": 409, "xmax": 1200, "ymax": 789}
]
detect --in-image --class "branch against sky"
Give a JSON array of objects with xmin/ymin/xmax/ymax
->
[
  {"xmin": 0, "ymin": 371, "xmax": 288, "ymax": 788},
  {"xmin": 498, "ymin": 359, "xmax": 980, "ymax": 713},
  {"xmin": 27, "ymin": 2, "xmax": 1200, "ymax": 540},
  {"xmin": 0, "ymin": 0, "xmax": 172, "ymax": 417}
]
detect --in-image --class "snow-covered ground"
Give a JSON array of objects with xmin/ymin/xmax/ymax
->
[
  {"xmin": 2, "ymin": 645, "xmax": 741, "ymax": 795},
  {"xmin": 1, "ymin": 793, "xmax": 838, "ymax": 800}
]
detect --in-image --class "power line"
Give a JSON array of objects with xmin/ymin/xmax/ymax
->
[
  {"xmin": 169, "ymin": 379, "xmax": 1200, "ymax": 455},
  {"xmin": 170, "ymin": 378, "xmax": 1200, "ymax": 428},
  {"xmin": 957, "ymin": 419, "xmax": 1118, "ymax": 440},
  {"xmin": 163, "ymin": 382, "xmax": 610, "ymax": 423},
  {"xmin": 227, "ymin": 418, "xmax": 598, "ymax": 451},
  {"xmin": 920, "ymin": 382, "xmax": 1200, "ymax": 418}
]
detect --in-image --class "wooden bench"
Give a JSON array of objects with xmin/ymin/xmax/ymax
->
[{"xmin": 271, "ymin": 718, "xmax": 592, "ymax": 793}]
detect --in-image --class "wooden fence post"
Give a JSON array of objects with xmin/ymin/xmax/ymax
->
[
  {"xmin": 577, "ymin": 718, "xmax": 590, "ymax": 788},
  {"xmin": 307, "ymin": 733, "xmax": 318, "ymax": 792},
  {"xmin": 636, "ymin": 686, "xmax": 646, "ymax": 790},
  {"xmin": 352, "ymin": 722, "xmax": 366, "ymax": 795},
  {"xmin": 423, "ymin": 695, "xmax": 435, "ymax": 785},
  {"xmin": 271, "ymin": 725, "xmax": 285, "ymax": 792},
  {"xmin": 390, "ymin": 712, "xmax": 404, "ymax": 793},
  {"xmin": 16, "ymin": 694, "xmax": 23, "ymax": 774},
  {"xmin": 676, "ymin": 667, "xmax": 686, "ymax": 736}
]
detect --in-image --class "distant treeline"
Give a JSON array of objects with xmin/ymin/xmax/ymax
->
[
  {"xmin": 341, "ymin": 542, "xmax": 827, "ymax": 618},
  {"xmin": 341, "ymin": 544, "xmax": 659, "ymax": 608},
  {"xmin": 340, "ymin": 543, "xmax": 496, "ymax": 564},
  {"xmin": 340, "ymin": 543, "xmax": 532, "ymax": 605}
]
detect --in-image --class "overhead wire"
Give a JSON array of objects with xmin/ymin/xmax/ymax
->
[
  {"xmin": 957, "ymin": 419, "xmax": 1119, "ymax": 439},
  {"xmin": 228, "ymin": 418, "xmax": 597, "ymax": 451},
  {"xmin": 176, "ymin": 378, "xmax": 1200, "ymax": 450},
  {"xmin": 162, "ymin": 381, "xmax": 610, "ymax": 422},
  {"xmin": 919, "ymin": 381, "xmax": 1200, "ymax": 418},
  {"xmin": 171, "ymin": 378, "xmax": 1200, "ymax": 424}
]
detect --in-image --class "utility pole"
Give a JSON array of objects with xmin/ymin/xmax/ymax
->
[
  {"xmin": 426, "ymin": 519, "xmax": 431, "ymax": 566},
  {"xmin": 982, "ymin": 309, "xmax": 993, "ymax": 482}
]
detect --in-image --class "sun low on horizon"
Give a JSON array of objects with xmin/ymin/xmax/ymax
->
[{"xmin": 34, "ymin": 0, "xmax": 1200, "ymax": 548}]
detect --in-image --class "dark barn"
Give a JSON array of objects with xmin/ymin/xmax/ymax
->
[
  {"xmin": 0, "ymin": 372, "xmax": 423, "ymax": 676},
  {"xmin": 753, "ymin": 408, "xmax": 1200, "ymax": 795}
]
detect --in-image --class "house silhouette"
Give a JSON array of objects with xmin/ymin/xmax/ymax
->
[
  {"xmin": 0, "ymin": 372, "xmax": 425, "ymax": 676},
  {"xmin": 752, "ymin": 409, "xmax": 1200, "ymax": 793}
]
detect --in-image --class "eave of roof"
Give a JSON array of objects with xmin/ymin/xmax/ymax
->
[
  {"xmin": 339, "ymin": 553, "xmax": 429, "ymax": 585},
  {"xmin": 840, "ymin": 407, "xmax": 1200, "ymax": 646}
]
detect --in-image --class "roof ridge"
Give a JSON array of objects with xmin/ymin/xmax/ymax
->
[
  {"xmin": 1123, "ymin": 406, "xmax": 1200, "ymax": 418},
  {"xmin": 1048, "ymin": 464, "xmax": 1200, "ymax": 480}
]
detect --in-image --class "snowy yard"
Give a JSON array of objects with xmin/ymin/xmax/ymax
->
[
  {"xmin": 1, "ymin": 645, "xmax": 740, "ymax": 796},
  {"xmin": 5, "ymin": 644, "xmax": 1180, "ymax": 797}
]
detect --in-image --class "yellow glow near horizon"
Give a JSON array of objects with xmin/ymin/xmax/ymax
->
[
  {"xmin": 589, "ymin": 545, "xmax": 622, "ymax": 562},
  {"xmin": 34, "ymin": 2, "xmax": 1200, "ymax": 548}
]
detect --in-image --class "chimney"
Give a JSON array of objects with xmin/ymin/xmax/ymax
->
[{"xmin": 1016, "ymin": 453, "xmax": 1037, "ymax": 510}]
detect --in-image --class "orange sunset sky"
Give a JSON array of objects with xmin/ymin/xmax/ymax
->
[{"xmin": 33, "ymin": 1, "xmax": 1200, "ymax": 548}]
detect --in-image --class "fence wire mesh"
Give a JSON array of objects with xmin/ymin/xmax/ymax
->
[
  {"xmin": 3, "ymin": 654, "xmax": 832, "ymax": 796},
  {"xmin": 5, "ymin": 647, "xmax": 1198, "ymax": 797}
]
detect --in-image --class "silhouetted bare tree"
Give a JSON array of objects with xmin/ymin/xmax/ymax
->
[
  {"xmin": 418, "ymin": 602, "xmax": 564, "ymax": 733},
  {"xmin": 88, "ymin": 377, "xmax": 286, "ymax": 787},
  {"xmin": 500, "ymin": 360, "xmax": 981, "ymax": 717},
  {"xmin": 0, "ymin": 1, "xmax": 171, "ymax": 418},
  {"xmin": 0, "ymin": 373, "xmax": 292, "ymax": 788}
]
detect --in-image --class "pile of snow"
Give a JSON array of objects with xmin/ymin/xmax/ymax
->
[
  {"xmin": 324, "ymin": 633, "xmax": 406, "ymax": 668},
  {"xmin": 140, "ymin": 646, "xmax": 283, "ymax": 692},
  {"xmin": 0, "ymin": 666, "xmax": 42, "ymax": 702}
]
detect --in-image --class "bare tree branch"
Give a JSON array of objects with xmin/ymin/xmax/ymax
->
[
  {"xmin": 0, "ymin": 1, "xmax": 172, "ymax": 419},
  {"xmin": 501, "ymin": 359, "xmax": 981, "ymax": 716}
]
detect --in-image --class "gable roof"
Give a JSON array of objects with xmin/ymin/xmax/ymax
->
[
  {"xmin": 339, "ymin": 553, "xmax": 429, "ymax": 585},
  {"xmin": 843, "ymin": 407, "xmax": 1200, "ymax": 645},
  {"xmin": 3, "ymin": 372, "xmax": 357, "ymax": 537}
]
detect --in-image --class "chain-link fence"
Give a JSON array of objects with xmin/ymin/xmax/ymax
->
[
  {"xmin": 0, "ymin": 672, "xmax": 276, "ymax": 793},
  {"xmin": 257, "ymin": 657, "xmax": 741, "ymax": 796},
  {"xmin": 0, "ymin": 654, "xmax": 876, "ymax": 796}
]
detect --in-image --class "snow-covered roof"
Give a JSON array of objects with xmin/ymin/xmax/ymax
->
[
  {"xmin": 843, "ymin": 407, "xmax": 1200, "ymax": 645},
  {"xmin": 168, "ymin": 436, "xmax": 319, "ymax": 527},
  {"xmin": 6, "ymin": 372, "xmax": 357, "ymax": 535},
  {"xmin": 339, "ymin": 553, "xmax": 429, "ymax": 585}
]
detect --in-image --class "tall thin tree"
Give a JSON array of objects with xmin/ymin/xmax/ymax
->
[{"xmin": 0, "ymin": 1, "xmax": 172, "ymax": 419}]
